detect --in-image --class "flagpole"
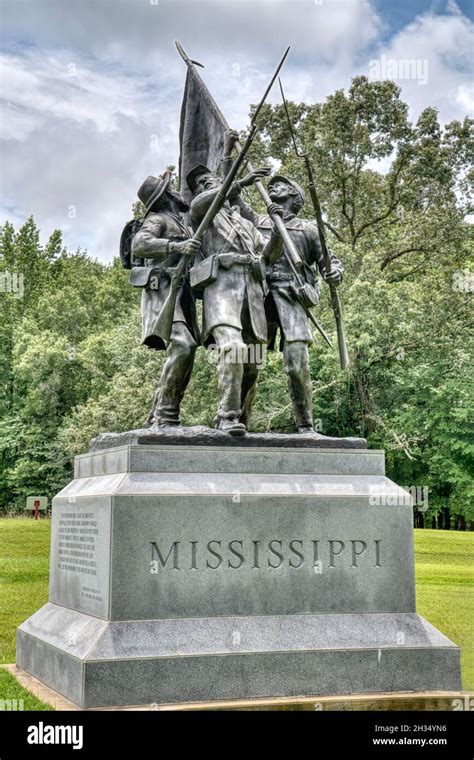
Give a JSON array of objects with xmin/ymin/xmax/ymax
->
[{"xmin": 175, "ymin": 41, "xmax": 230, "ymax": 128}]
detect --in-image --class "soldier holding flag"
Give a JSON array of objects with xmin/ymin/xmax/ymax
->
[
  {"xmin": 172, "ymin": 43, "xmax": 289, "ymax": 434},
  {"xmin": 187, "ymin": 154, "xmax": 283, "ymax": 435}
]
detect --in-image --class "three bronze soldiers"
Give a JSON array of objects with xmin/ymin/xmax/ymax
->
[{"xmin": 127, "ymin": 136, "xmax": 343, "ymax": 436}]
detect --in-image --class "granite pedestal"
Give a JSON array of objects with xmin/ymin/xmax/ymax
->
[{"xmin": 17, "ymin": 436, "xmax": 461, "ymax": 708}]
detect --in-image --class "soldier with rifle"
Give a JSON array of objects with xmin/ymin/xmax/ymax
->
[
  {"xmin": 225, "ymin": 133, "xmax": 344, "ymax": 433},
  {"xmin": 125, "ymin": 171, "xmax": 200, "ymax": 427}
]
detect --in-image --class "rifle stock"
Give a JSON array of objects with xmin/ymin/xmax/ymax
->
[{"xmin": 152, "ymin": 257, "xmax": 188, "ymax": 343}]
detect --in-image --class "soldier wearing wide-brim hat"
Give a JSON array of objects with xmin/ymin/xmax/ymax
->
[
  {"xmin": 186, "ymin": 159, "xmax": 283, "ymax": 435},
  {"xmin": 125, "ymin": 172, "xmax": 201, "ymax": 427},
  {"xmin": 232, "ymin": 170, "xmax": 343, "ymax": 433}
]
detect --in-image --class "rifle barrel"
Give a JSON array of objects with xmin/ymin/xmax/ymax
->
[{"xmin": 278, "ymin": 79, "xmax": 350, "ymax": 369}]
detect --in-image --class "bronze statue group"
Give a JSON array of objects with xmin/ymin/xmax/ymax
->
[
  {"xmin": 118, "ymin": 45, "xmax": 350, "ymax": 437},
  {"xmin": 124, "ymin": 134, "xmax": 343, "ymax": 437}
]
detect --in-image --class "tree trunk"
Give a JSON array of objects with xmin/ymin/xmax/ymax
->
[
  {"xmin": 443, "ymin": 507, "xmax": 451, "ymax": 530},
  {"xmin": 415, "ymin": 511, "xmax": 424, "ymax": 529}
]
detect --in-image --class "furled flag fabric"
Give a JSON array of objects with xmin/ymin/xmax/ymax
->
[{"xmin": 178, "ymin": 66, "xmax": 229, "ymax": 205}]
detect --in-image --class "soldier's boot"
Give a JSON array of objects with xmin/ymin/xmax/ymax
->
[
  {"xmin": 217, "ymin": 414, "xmax": 246, "ymax": 436},
  {"xmin": 283, "ymin": 340, "xmax": 315, "ymax": 434},
  {"xmin": 214, "ymin": 338, "xmax": 247, "ymax": 436},
  {"xmin": 149, "ymin": 322, "xmax": 197, "ymax": 427}
]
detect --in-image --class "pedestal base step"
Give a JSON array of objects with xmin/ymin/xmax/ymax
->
[
  {"xmin": 4, "ymin": 666, "xmax": 469, "ymax": 712},
  {"xmin": 17, "ymin": 604, "xmax": 461, "ymax": 709}
]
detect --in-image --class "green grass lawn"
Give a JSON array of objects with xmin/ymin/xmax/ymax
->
[
  {"xmin": 0, "ymin": 517, "xmax": 50, "ymax": 666},
  {"xmin": 414, "ymin": 529, "xmax": 473, "ymax": 691},
  {"xmin": 0, "ymin": 667, "xmax": 53, "ymax": 710},
  {"xmin": 0, "ymin": 519, "xmax": 472, "ymax": 711},
  {"xmin": 0, "ymin": 518, "xmax": 52, "ymax": 710}
]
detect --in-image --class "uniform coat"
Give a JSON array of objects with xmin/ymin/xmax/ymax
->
[
  {"xmin": 131, "ymin": 211, "xmax": 199, "ymax": 350},
  {"xmin": 238, "ymin": 205, "xmax": 343, "ymax": 348},
  {"xmin": 189, "ymin": 191, "xmax": 274, "ymax": 344}
]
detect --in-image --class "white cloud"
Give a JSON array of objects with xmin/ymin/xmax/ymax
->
[
  {"xmin": 0, "ymin": 51, "xmax": 151, "ymax": 138},
  {"xmin": 0, "ymin": 0, "xmax": 472, "ymax": 261},
  {"xmin": 455, "ymin": 84, "xmax": 474, "ymax": 113},
  {"xmin": 0, "ymin": 48, "xmax": 181, "ymax": 258},
  {"xmin": 361, "ymin": 4, "xmax": 474, "ymax": 123},
  {"xmin": 1, "ymin": 0, "xmax": 381, "ymax": 68}
]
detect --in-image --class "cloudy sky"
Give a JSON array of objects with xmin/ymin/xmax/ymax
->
[{"xmin": 1, "ymin": 0, "xmax": 473, "ymax": 261}]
